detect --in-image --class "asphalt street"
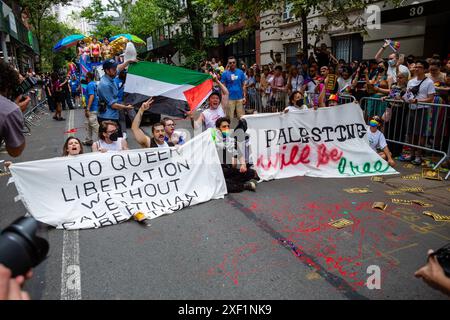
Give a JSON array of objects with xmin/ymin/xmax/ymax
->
[{"xmin": 0, "ymin": 107, "xmax": 449, "ymax": 300}]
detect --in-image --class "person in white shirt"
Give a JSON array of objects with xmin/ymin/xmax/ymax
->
[
  {"xmin": 92, "ymin": 120, "xmax": 128, "ymax": 152},
  {"xmin": 402, "ymin": 60, "xmax": 436, "ymax": 165},
  {"xmin": 374, "ymin": 40, "xmax": 410, "ymax": 83},
  {"xmin": 367, "ymin": 116, "xmax": 395, "ymax": 167},
  {"xmin": 189, "ymin": 73, "xmax": 229, "ymax": 130},
  {"xmin": 284, "ymin": 91, "xmax": 307, "ymax": 113}
]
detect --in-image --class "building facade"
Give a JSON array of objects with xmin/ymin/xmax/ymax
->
[
  {"xmin": 0, "ymin": 0, "xmax": 39, "ymax": 73},
  {"xmin": 260, "ymin": 0, "xmax": 449, "ymax": 67}
]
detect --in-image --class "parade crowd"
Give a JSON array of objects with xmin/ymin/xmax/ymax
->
[{"xmin": 1, "ymin": 37, "xmax": 450, "ymax": 299}]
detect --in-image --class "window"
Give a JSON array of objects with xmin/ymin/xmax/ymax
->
[
  {"xmin": 284, "ymin": 42, "xmax": 300, "ymax": 65},
  {"xmin": 283, "ymin": 1, "xmax": 294, "ymax": 21},
  {"xmin": 332, "ymin": 34, "xmax": 363, "ymax": 64}
]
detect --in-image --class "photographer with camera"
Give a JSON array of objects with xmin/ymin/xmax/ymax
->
[
  {"xmin": 0, "ymin": 61, "xmax": 31, "ymax": 157},
  {"xmin": 415, "ymin": 249, "xmax": 450, "ymax": 297},
  {"xmin": 0, "ymin": 216, "xmax": 49, "ymax": 300},
  {"xmin": 0, "ymin": 264, "xmax": 31, "ymax": 300}
]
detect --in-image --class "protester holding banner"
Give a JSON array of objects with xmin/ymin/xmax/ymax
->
[
  {"xmin": 284, "ymin": 91, "xmax": 307, "ymax": 113},
  {"xmin": 161, "ymin": 117, "xmax": 185, "ymax": 145},
  {"xmin": 92, "ymin": 120, "xmax": 128, "ymax": 152},
  {"xmin": 62, "ymin": 137, "xmax": 84, "ymax": 156},
  {"xmin": 214, "ymin": 117, "xmax": 258, "ymax": 193},
  {"xmin": 132, "ymin": 98, "xmax": 175, "ymax": 148}
]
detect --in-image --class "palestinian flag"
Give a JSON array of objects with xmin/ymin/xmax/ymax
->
[{"xmin": 124, "ymin": 62, "xmax": 213, "ymax": 118}]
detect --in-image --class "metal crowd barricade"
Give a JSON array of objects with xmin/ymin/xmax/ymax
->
[
  {"xmin": 360, "ymin": 96, "xmax": 450, "ymax": 180},
  {"xmin": 22, "ymin": 85, "xmax": 49, "ymax": 134},
  {"xmin": 303, "ymin": 92, "xmax": 356, "ymax": 108}
]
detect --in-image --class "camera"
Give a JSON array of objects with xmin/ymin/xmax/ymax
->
[
  {"xmin": 13, "ymin": 76, "xmax": 37, "ymax": 98},
  {"xmin": 0, "ymin": 217, "xmax": 49, "ymax": 277},
  {"xmin": 430, "ymin": 243, "xmax": 450, "ymax": 277}
]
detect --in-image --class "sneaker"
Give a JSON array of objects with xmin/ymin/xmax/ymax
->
[
  {"xmin": 399, "ymin": 154, "xmax": 413, "ymax": 162},
  {"xmin": 243, "ymin": 180, "xmax": 257, "ymax": 192},
  {"xmin": 58, "ymin": 117, "xmax": 66, "ymax": 121},
  {"xmin": 411, "ymin": 157, "xmax": 422, "ymax": 166},
  {"xmin": 53, "ymin": 116, "xmax": 58, "ymax": 120}
]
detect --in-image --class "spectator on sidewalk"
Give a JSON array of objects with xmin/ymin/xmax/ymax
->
[
  {"xmin": 221, "ymin": 56, "xmax": 247, "ymax": 120},
  {"xmin": 402, "ymin": 60, "xmax": 436, "ymax": 165},
  {"xmin": 374, "ymin": 39, "xmax": 410, "ymax": 83},
  {"xmin": 270, "ymin": 50, "xmax": 286, "ymax": 71}
]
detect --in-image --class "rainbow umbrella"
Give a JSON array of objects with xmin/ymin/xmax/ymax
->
[
  {"xmin": 109, "ymin": 33, "xmax": 145, "ymax": 45},
  {"xmin": 53, "ymin": 34, "xmax": 86, "ymax": 52}
]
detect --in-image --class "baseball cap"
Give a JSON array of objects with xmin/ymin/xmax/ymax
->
[
  {"xmin": 103, "ymin": 59, "xmax": 118, "ymax": 70},
  {"xmin": 328, "ymin": 94, "xmax": 339, "ymax": 102}
]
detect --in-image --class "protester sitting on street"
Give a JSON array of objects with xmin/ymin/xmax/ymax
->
[
  {"xmin": 190, "ymin": 73, "xmax": 228, "ymax": 130},
  {"xmin": 62, "ymin": 136, "xmax": 84, "ymax": 156},
  {"xmin": 82, "ymin": 72, "xmax": 100, "ymax": 146},
  {"xmin": 214, "ymin": 117, "xmax": 258, "ymax": 193},
  {"xmin": 161, "ymin": 117, "xmax": 185, "ymax": 145},
  {"xmin": 415, "ymin": 249, "xmax": 450, "ymax": 297},
  {"xmin": 402, "ymin": 60, "xmax": 436, "ymax": 165},
  {"xmin": 284, "ymin": 91, "xmax": 307, "ymax": 113},
  {"xmin": 92, "ymin": 120, "xmax": 128, "ymax": 152},
  {"xmin": 132, "ymin": 98, "xmax": 175, "ymax": 148},
  {"xmin": 367, "ymin": 116, "xmax": 396, "ymax": 167}
]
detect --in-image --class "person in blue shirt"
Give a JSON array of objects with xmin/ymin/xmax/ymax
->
[
  {"xmin": 69, "ymin": 74, "xmax": 81, "ymax": 108},
  {"xmin": 221, "ymin": 56, "xmax": 247, "ymax": 120},
  {"xmin": 82, "ymin": 72, "xmax": 100, "ymax": 146},
  {"xmin": 97, "ymin": 59, "xmax": 135, "ymax": 138}
]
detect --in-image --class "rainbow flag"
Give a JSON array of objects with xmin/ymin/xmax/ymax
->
[{"xmin": 385, "ymin": 39, "xmax": 400, "ymax": 52}]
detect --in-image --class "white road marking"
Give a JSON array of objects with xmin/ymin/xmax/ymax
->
[{"xmin": 60, "ymin": 110, "xmax": 82, "ymax": 300}]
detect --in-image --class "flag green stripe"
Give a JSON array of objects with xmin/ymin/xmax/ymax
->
[{"xmin": 128, "ymin": 61, "xmax": 211, "ymax": 86}]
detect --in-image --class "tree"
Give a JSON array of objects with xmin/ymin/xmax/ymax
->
[
  {"xmin": 39, "ymin": 14, "xmax": 78, "ymax": 71},
  {"xmin": 19, "ymin": 0, "xmax": 71, "ymax": 60}
]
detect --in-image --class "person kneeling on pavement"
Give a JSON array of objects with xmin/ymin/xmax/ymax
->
[{"xmin": 214, "ymin": 117, "xmax": 258, "ymax": 193}]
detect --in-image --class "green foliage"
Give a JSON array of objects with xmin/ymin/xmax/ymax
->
[{"xmin": 38, "ymin": 14, "xmax": 78, "ymax": 71}]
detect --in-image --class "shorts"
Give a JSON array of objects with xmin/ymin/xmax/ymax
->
[{"xmin": 71, "ymin": 91, "xmax": 80, "ymax": 98}]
